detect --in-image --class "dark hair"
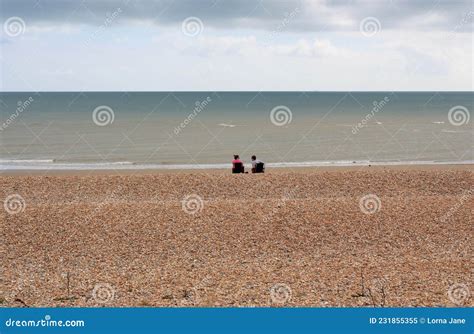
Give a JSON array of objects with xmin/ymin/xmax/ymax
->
[
  {"xmin": 251, "ymin": 155, "xmax": 256, "ymax": 160},
  {"xmin": 234, "ymin": 155, "xmax": 239, "ymax": 159}
]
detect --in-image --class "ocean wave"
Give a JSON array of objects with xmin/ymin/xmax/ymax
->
[
  {"xmin": 441, "ymin": 129, "xmax": 463, "ymax": 133},
  {"xmin": 1, "ymin": 160, "xmax": 472, "ymax": 171},
  {"xmin": 0, "ymin": 159, "xmax": 56, "ymax": 164},
  {"xmin": 0, "ymin": 159, "xmax": 135, "ymax": 165}
]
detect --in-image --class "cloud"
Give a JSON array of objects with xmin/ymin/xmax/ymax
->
[
  {"xmin": 271, "ymin": 39, "xmax": 341, "ymax": 57},
  {"xmin": 0, "ymin": 0, "xmax": 471, "ymax": 91},
  {"xmin": 1, "ymin": 0, "xmax": 472, "ymax": 32},
  {"xmin": 171, "ymin": 34, "xmax": 343, "ymax": 58}
]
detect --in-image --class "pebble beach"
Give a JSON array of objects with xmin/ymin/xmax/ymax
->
[{"xmin": 1, "ymin": 166, "xmax": 472, "ymax": 307}]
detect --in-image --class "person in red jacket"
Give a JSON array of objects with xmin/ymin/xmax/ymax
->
[{"xmin": 232, "ymin": 155, "xmax": 244, "ymax": 173}]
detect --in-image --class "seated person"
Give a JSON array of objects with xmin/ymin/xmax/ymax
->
[
  {"xmin": 232, "ymin": 155, "xmax": 245, "ymax": 173},
  {"xmin": 251, "ymin": 155, "xmax": 265, "ymax": 173}
]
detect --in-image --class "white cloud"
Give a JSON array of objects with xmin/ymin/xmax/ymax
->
[
  {"xmin": 270, "ymin": 39, "xmax": 342, "ymax": 57},
  {"xmin": 0, "ymin": 1, "xmax": 471, "ymax": 91}
]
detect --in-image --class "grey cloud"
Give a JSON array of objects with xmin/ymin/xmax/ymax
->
[{"xmin": 0, "ymin": 0, "xmax": 472, "ymax": 32}]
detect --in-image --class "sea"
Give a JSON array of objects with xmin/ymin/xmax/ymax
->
[{"xmin": 0, "ymin": 92, "xmax": 472, "ymax": 171}]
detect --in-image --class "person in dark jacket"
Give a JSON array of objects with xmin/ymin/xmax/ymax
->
[{"xmin": 251, "ymin": 155, "xmax": 265, "ymax": 173}]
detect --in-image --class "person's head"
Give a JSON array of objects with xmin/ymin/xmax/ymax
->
[
  {"xmin": 251, "ymin": 155, "xmax": 256, "ymax": 161},
  {"xmin": 234, "ymin": 155, "xmax": 239, "ymax": 160}
]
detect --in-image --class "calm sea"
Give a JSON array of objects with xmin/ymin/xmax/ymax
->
[{"xmin": 0, "ymin": 92, "xmax": 472, "ymax": 170}]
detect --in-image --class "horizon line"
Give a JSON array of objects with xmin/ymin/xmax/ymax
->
[{"xmin": 1, "ymin": 90, "xmax": 473, "ymax": 93}]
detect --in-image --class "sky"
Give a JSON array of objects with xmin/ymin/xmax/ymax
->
[{"xmin": 0, "ymin": 0, "xmax": 473, "ymax": 91}]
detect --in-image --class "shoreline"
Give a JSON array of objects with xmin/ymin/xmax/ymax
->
[{"xmin": 1, "ymin": 163, "xmax": 473, "ymax": 176}]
